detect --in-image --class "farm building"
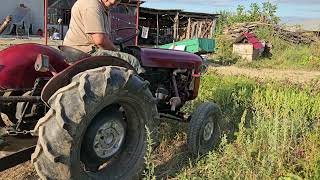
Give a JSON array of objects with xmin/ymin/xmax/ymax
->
[
  {"xmin": 0, "ymin": 0, "xmax": 139, "ymax": 38},
  {"xmin": 0, "ymin": 0, "xmax": 76, "ymax": 36},
  {"xmin": 0, "ymin": 0, "xmax": 46, "ymax": 36},
  {"xmin": 138, "ymin": 7, "xmax": 220, "ymax": 46}
]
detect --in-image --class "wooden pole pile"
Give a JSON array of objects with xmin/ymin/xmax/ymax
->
[
  {"xmin": 276, "ymin": 29, "xmax": 314, "ymax": 44},
  {"xmin": 223, "ymin": 22, "xmax": 316, "ymax": 44}
]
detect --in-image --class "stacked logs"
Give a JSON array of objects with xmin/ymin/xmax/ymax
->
[
  {"xmin": 223, "ymin": 22, "xmax": 316, "ymax": 44},
  {"xmin": 276, "ymin": 29, "xmax": 314, "ymax": 44}
]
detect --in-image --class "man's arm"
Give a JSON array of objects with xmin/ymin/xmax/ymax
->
[{"xmin": 91, "ymin": 33, "xmax": 118, "ymax": 51}]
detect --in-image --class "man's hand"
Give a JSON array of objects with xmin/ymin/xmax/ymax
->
[{"xmin": 91, "ymin": 33, "xmax": 118, "ymax": 51}]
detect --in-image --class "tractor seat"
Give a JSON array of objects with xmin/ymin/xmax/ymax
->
[{"xmin": 58, "ymin": 45, "xmax": 91, "ymax": 63}]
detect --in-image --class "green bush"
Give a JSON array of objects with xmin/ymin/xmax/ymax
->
[{"xmin": 210, "ymin": 36, "xmax": 240, "ymax": 65}]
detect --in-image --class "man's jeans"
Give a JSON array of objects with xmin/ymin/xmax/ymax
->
[{"xmin": 89, "ymin": 48, "xmax": 145, "ymax": 74}]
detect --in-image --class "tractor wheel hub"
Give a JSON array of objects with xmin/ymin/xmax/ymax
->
[
  {"xmin": 93, "ymin": 120, "xmax": 125, "ymax": 159},
  {"xmin": 203, "ymin": 121, "xmax": 214, "ymax": 141}
]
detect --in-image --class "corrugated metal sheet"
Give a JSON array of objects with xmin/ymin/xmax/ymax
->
[{"xmin": 244, "ymin": 32, "xmax": 264, "ymax": 49}]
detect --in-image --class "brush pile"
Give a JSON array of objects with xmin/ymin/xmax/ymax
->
[{"xmin": 223, "ymin": 22, "xmax": 316, "ymax": 44}]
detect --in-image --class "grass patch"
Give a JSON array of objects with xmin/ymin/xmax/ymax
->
[{"xmin": 171, "ymin": 73, "xmax": 320, "ymax": 179}]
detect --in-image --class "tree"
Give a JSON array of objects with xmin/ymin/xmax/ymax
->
[
  {"xmin": 214, "ymin": 2, "xmax": 280, "ymax": 35},
  {"xmin": 262, "ymin": 2, "xmax": 280, "ymax": 24},
  {"xmin": 248, "ymin": 3, "xmax": 261, "ymax": 22}
]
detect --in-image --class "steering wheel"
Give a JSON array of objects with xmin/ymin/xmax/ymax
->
[{"xmin": 112, "ymin": 27, "xmax": 140, "ymax": 51}]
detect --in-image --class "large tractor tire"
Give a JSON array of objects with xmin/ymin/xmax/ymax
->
[
  {"xmin": 31, "ymin": 66, "xmax": 158, "ymax": 180},
  {"xmin": 187, "ymin": 102, "xmax": 223, "ymax": 156}
]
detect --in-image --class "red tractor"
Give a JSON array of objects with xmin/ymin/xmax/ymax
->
[{"xmin": 0, "ymin": 30, "xmax": 223, "ymax": 179}]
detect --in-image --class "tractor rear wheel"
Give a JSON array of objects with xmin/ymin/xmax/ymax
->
[
  {"xmin": 187, "ymin": 102, "xmax": 223, "ymax": 156},
  {"xmin": 31, "ymin": 66, "xmax": 158, "ymax": 180}
]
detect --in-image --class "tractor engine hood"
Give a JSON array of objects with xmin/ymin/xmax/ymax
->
[{"xmin": 139, "ymin": 48, "xmax": 203, "ymax": 69}]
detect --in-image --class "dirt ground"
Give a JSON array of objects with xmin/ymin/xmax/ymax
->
[
  {"xmin": 210, "ymin": 65, "xmax": 320, "ymax": 84},
  {"xmin": 0, "ymin": 137, "xmax": 38, "ymax": 179},
  {"xmin": 0, "ymin": 37, "xmax": 62, "ymax": 50},
  {"xmin": 0, "ymin": 161, "xmax": 38, "ymax": 180}
]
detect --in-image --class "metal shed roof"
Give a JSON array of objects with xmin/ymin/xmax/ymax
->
[{"xmin": 140, "ymin": 6, "xmax": 220, "ymax": 19}]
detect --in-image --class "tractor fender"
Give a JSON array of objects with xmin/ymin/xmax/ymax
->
[{"xmin": 41, "ymin": 56, "xmax": 137, "ymax": 103}]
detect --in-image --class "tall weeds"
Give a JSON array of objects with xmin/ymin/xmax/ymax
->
[
  {"xmin": 143, "ymin": 126, "xmax": 156, "ymax": 180},
  {"xmin": 178, "ymin": 73, "xmax": 320, "ymax": 179}
]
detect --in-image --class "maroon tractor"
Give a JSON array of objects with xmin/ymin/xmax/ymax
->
[{"xmin": 0, "ymin": 30, "xmax": 223, "ymax": 179}]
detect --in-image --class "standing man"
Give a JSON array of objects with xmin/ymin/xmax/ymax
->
[{"xmin": 63, "ymin": 0, "xmax": 144, "ymax": 73}]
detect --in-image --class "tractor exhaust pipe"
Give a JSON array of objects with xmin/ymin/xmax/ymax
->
[
  {"xmin": 0, "ymin": 96, "xmax": 41, "ymax": 102},
  {"xmin": 0, "ymin": 16, "xmax": 12, "ymax": 34}
]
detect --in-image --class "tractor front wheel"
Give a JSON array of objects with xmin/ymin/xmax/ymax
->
[
  {"xmin": 31, "ymin": 66, "xmax": 158, "ymax": 179},
  {"xmin": 187, "ymin": 102, "xmax": 223, "ymax": 156}
]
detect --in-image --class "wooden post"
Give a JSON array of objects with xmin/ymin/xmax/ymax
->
[
  {"xmin": 198, "ymin": 21, "xmax": 203, "ymax": 38},
  {"xmin": 191, "ymin": 21, "xmax": 197, "ymax": 39},
  {"xmin": 173, "ymin": 20, "xmax": 176, "ymax": 41},
  {"xmin": 135, "ymin": 0, "xmax": 140, "ymax": 46},
  {"xmin": 173, "ymin": 12, "xmax": 179, "ymax": 41},
  {"xmin": 201, "ymin": 21, "xmax": 213, "ymax": 38},
  {"xmin": 186, "ymin": 17, "xmax": 191, "ymax": 39},
  {"xmin": 156, "ymin": 13, "xmax": 159, "ymax": 47},
  {"xmin": 0, "ymin": 16, "xmax": 12, "ymax": 34},
  {"xmin": 176, "ymin": 13, "xmax": 180, "ymax": 41},
  {"xmin": 44, "ymin": 0, "xmax": 48, "ymax": 45},
  {"xmin": 210, "ymin": 18, "xmax": 216, "ymax": 38}
]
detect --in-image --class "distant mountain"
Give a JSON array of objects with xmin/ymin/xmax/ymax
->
[{"xmin": 281, "ymin": 16, "xmax": 320, "ymax": 31}]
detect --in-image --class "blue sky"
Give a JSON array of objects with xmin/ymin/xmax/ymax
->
[{"xmin": 142, "ymin": 0, "xmax": 320, "ymax": 29}]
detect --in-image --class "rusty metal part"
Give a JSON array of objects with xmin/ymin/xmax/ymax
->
[
  {"xmin": 0, "ymin": 15, "xmax": 12, "ymax": 34},
  {"xmin": 170, "ymin": 73, "xmax": 182, "ymax": 111},
  {"xmin": 159, "ymin": 113, "xmax": 187, "ymax": 122},
  {"xmin": 1, "ymin": 113, "xmax": 13, "ymax": 127},
  {"xmin": 42, "ymin": 56, "xmax": 136, "ymax": 102},
  {"xmin": 171, "ymin": 74, "xmax": 179, "ymax": 97},
  {"xmin": 0, "ymin": 136, "xmax": 37, "ymax": 172},
  {"xmin": 0, "ymin": 128, "xmax": 6, "ymax": 136},
  {"xmin": 0, "ymin": 96, "xmax": 41, "ymax": 103},
  {"xmin": 0, "ymin": 91, "xmax": 14, "ymax": 127},
  {"xmin": 0, "ymin": 146, "xmax": 36, "ymax": 171},
  {"xmin": 169, "ymin": 97, "xmax": 182, "ymax": 111}
]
